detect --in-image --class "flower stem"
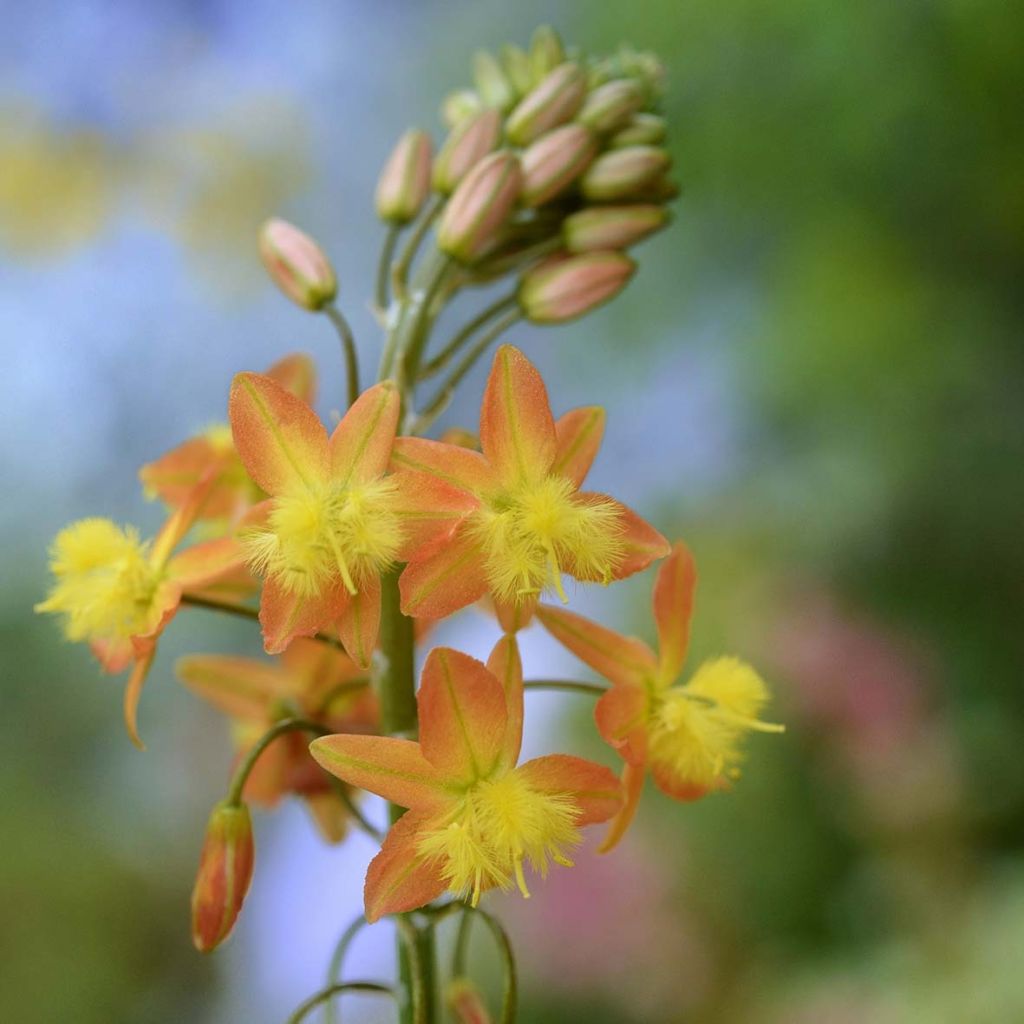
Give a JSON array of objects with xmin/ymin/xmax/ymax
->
[
  {"xmin": 324, "ymin": 914, "xmax": 369, "ymax": 1024},
  {"xmin": 375, "ymin": 224, "xmax": 400, "ymax": 314},
  {"xmin": 391, "ymin": 195, "xmax": 444, "ymax": 304},
  {"xmin": 285, "ymin": 981, "xmax": 394, "ymax": 1024},
  {"xmin": 523, "ymin": 679, "xmax": 609, "ymax": 698},
  {"xmin": 420, "ymin": 291, "xmax": 518, "ymax": 379},
  {"xmin": 325, "ymin": 304, "xmax": 361, "ymax": 407}
]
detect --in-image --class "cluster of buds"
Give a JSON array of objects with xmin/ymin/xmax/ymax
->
[{"xmin": 375, "ymin": 26, "xmax": 675, "ymax": 324}]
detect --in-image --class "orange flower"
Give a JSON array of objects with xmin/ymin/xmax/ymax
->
[
  {"xmin": 140, "ymin": 353, "xmax": 317, "ymax": 526},
  {"xmin": 228, "ymin": 374, "xmax": 474, "ymax": 665},
  {"xmin": 393, "ymin": 345, "xmax": 669, "ymax": 629},
  {"xmin": 538, "ymin": 541, "xmax": 783, "ymax": 851},
  {"xmin": 178, "ymin": 638, "xmax": 378, "ymax": 842},
  {"xmin": 36, "ymin": 475, "xmax": 247, "ymax": 747},
  {"xmin": 310, "ymin": 639, "xmax": 622, "ymax": 921}
]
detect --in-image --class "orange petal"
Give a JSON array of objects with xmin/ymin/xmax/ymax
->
[
  {"xmin": 389, "ymin": 471, "xmax": 480, "ymax": 559},
  {"xmin": 265, "ymin": 352, "xmax": 317, "ymax": 404},
  {"xmin": 582, "ymin": 495, "xmax": 669, "ymax": 580},
  {"xmin": 517, "ymin": 754, "xmax": 623, "ymax": 826},
  {"xmin": 653, "ymin": 540, "xmax": 697, "ymax": 682},
  {"xmin": 91, "ymin": 636, "xmax": 135, "ymax": 674},
  {"xmin": 150, "ymin": 470, "xmax": 223, "ymax": 568},
  {"xmin": 594, "ymin": 684, "xmax": 648, "ymax": 764},
  {"xmin": 399, "ymin": 521, "xmax": 488, "ymax": 619},
  {"xmin": 139, "ymin": 437, "xmax": 240, "ymax": 518},
  {"xmin": 552, "ymin": 406, "xmax": 605, "ymax": 486},
  {"xmin": 536, "ymin": 603, "xmax": 657, "ymax": 688},
  {"xmin": 309, "ymin": 734, "xmax": 451, "ymax": 811},
  {"xmin": 363, "ymin": 809, "xmax": 448, "ymax": 923},
  {"xmin": 597, "ymin": 761, "xmax": 645, "ymax": 854},
  {"xmin": 176, "ymin": 654, "xmax": 294, "ymax": 721},
  {"xmin": 259, "ymin": 577, "xmax": 348, "ymax": 655},
  {"xmin": 229, "ymin": 371, "xmax": 328, "ymax": 496},
  {"xmin": 391, "ymin": 437, "xmax": 498, "ymax": 496},
  {"xmin": 304, "ymin": 791, "xmax": 349, "ymax": 844},
  {"xmin": 479, "ymin": 345, "xmax": 556, "ymax": 487},
  {"xmin": 650, "ymin": 760, "xmax": 713, "ymax": 803},
  {"xmin": 123, "ymin": 642, "xmax": 157, "ymax": 750},
  {"xmin": 493, "ymin": 594, "xmax": 536, "ymax": 633},
  {"xmin": 328, "ymin": 380, "xmax": 399, "ymax": 486},
  {"xmin": 241, "ymin": 732, "xmax": 293, "ymax": 806},
  {"xmin": 418, "ymin": 648, "xmax": 507, "ymax": 784},
  {"xmin": 336, "ymin": 575, "xmax": 381, "ymax": 671},
  {"xmin": 281, "ymin": 637, "xmax": 363, "ymax": 705},
  {"xmin": 486, "ymin": 635, "xmax": 523, "ymax": 769},
  {"xmin": 168, "ymin": 537, "xmax": 247, "ymax": 589}
]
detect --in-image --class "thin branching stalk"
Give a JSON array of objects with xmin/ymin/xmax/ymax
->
[{"xmin": 324, "ymin": 304, "xmax": 360, "ymax": 407}]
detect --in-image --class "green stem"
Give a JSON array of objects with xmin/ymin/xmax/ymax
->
[
  {"xmin": 396, "ymin": 916, "xmax": 432, "ymax": 1024},
  {"xmin": 393, "ymin": 251, "xmax": 453, "ymax": 402},
  {"xmin": 420, "ymin": 291, "xmax": 518, "ymax": 379},
  {"xmin": 523, "ymin": 679, "xmax": 608, "ymax": 698},
  {"xmin": 452, "ymin": 907, "xmax": 473, "ymax": 977},
  {"xmin": 325, "ymin": 304, "xmax": 361, "ymax": 408},
  {"xmin": 285, "ymin": 982, "xmax": 394, "ymax": 1024},
  {"xmin": 375, "ymin": 224, "xmax": 400, "ymax": 313},
  {"xmin": 324, "ymin": 915, "xmax": 369, "ymax": 1024},
  {"xmin": 391, "ymin": 195, "xmax": 444, "ymax": 304}
]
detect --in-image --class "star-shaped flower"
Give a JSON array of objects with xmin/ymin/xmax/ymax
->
[
  {"xmin": 538, "ymin": 541, "xmax": 783, "ymax": 851},
  {"xmin": 310, "ymin": 638, "xmax": 622, "ymax": 921}
]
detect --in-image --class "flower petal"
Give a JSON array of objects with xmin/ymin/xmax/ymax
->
[
  {"xmin": 486, "ymin": 635, "xmax": 523, "ymax": 769},
  {"xmin": 418, "ymin": 648, "xmax": 507, "ymax": 784},
  {"xmin": 493, "ymin": 594, "xmax": 536, "ymax": 633},
  {"xmin": 597, "ymin": 762, "xmax": 645, "ymax": 854},
  {"xmin": 594, "ymin": 684, "xmax": 648, "ymax": 764},
  {"xmin": 653, "ymin": 540, "xmax": 697, "ymax": 682},
  {"xmin": 480, "ymin": 345, "xmax": 556, "ymax": 487},
  {"xmin": 604, "ymin": 497, "xmax": 670, "ymax": 578},
  {"xmin": 123, "ymin": 640, "xmax": 157, "ymax": 751},
  {"xmin": 168, "ymin": 537, "xmax": 247, "ymax": 589},
  {"xmin": 328, "ymin": 380, "xmax": 399, "ymax": 486},
  {"xmin": 517, "ymin": 754, "xmax": 623, "ymax": 826},
  {"xmin": 139, "ymin": 437, "xmax": 241, "ymax": 518},
  {"xmin": 258, "ymin": 577, "xmax": 348, "ymax": 655},
  {"xmin": 91, "ymin": 636, "xmax": 135, "ymax": 674},
  {"xmin": 150, "ymin": 470, "xmax": 222, "ymax": 568},
  {"xmin": 390, "ymin": 437, "xmax": 498, "ymax": 497},
  {"xmin": 265, "ymin": 352, "xmax": 317, "ymax": 404},
  {"xmin": 363, "ymin": 810, "xmax": 448, "ymax": 923},
  {"xmin": 229, "ymin": 371, "xmax": 328, "ymax": 496},
  {"xmin": 536, "ymin": 603, "xmax": 657, "ymax": 689},
  {"xmin": 399, "ymin": 521, "xmax": 488, "ymax": 619},
  {"xmin": 309, "ymin": 734, "xmax": 451, "ymax": 811},
  {"xmin": 552, "ymin": 406, "xmax": 605, "ymax": 486},
  {"xmin": 176, "ymin": 655, "xmax": 294, "ymax": 721},
  {"xmin": 650, "ymin": 761, "xmax": 714, "ymax": 803},
  {"xmin": 304, "ymin": 791, "xmax": 349, "ymax": 844},
  {"xmin": 389, "ymin": 471, "xmax": 479, "ymax": 559},
  {"xmin": 336, "ymin": 574, "xmax": 381, "ymax": 671}
]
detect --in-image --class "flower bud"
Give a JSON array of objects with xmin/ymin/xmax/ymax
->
[
  {"xmin": 442, "ymin": 89, "xmax": 483, "ymax": 128},
  {"xmin": 577, "ymin": 79, "xmax": 646, "ymax": 135},
  {"xmin": 506, "ymin": 62, "xmax": 588, "ymax": 146},
  {"xmin": 529, "ymin": 25, "xmax": 565, "ymax": 81},
  {"xmin": 191, "ymin": 801, "xmax": 255, "ymax": 953},
  {"xmin": 518, "ymin": 250, "xmax": 636, "ymax": 324},
  {"xmin": 433, "ymin": 109, "xmax": 502, "ymax": 195},
  {"xmin": 447, "ymin": 978, "xmax": 493, "ymax": 1024},
  {"xmin": 501, "ymin": 44, "xmax": 533, "ymax": 97},
  {"xmin": 472, "ymin": 51, "xmax": 515, "ymax": 111},
  {"xmin": 563, "ymin": 204, "xmax": 670, "ymax": 252},
  {"xmin": 627, "ymin": 175, "xmax": 681, "ymax": 203},
  {"xmin": 258, "ymin": 218, "xmax": 337, "ymax": 311},
  {"xmin": 609, "ymin": 112, "xmax": 667, "ymax": 148},
  {"xmin": 375, "ymin": 129, "xmax": 433, "ymax": 225},
  {"xmin": 579, "ymin": 145, "xmax": 671, "ymax": 202},
  {"xmin": 437, "ymin": 151, "xmax": 523, "ymax": 265},
  {"xmin": 521, "ymin": 123, "xmax": 599, "ymax": 207}
]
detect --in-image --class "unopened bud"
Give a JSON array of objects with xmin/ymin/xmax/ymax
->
[
  {"xmin": 609, "ymin": 112, "xmax": 667, "ymax": 148},
  {"xmin": 473, "ymin": 51, "xmax": 515, "ymax": 111},
  {"xmin": 447, "ymin": 978, "xmax": 493, "ymax": 1024},
  {"xmin": 564, "ymin": 204, "xmax": 670, "ymax": 252},
  {"xmin": 437, "ymin": 151, "xmax": 523, "ymax": 265},
  {"xmin": 529, "ymin": 25, "xmax": 565, "ymax": 81},
  {"xmin": 577, "ymin": 79, "xmax": 646, "ymax": 135},
  {"xmin": 433, "ymin": 109, "xmax": 502, "ymax": 195},
  {"xmin": 521, "ymin": 123, "xmax": 598, "ymax": 207},
  {"xmin": 579, "ymin": 145, "xmax": 671, "ymax": 201},
  {"xmin": 375, "ymin": 130, "xmax": 433, "ymax": 225},
  {"xmin": 501, "ymin": 45, "xmax": 534, "ymax": 97},
  {"xmin": 506, "ymin": 62, "xmax": 588, "ymax": 146},
  {"xmin": 628, "ymin": 175, "xmax": 681, "ymax": 203},
  {"xmin": 442, "ymin": 90, "xmax": 483, "ymax": 128},
  {"xmin": 518, "ymin": 250, "xmax": 636, "ymax": 324},
  {"xmin": 191, "ymin": 801, "xmax": 255, "ymax": 953},
  {"xmin": 258, "ymin": 218, "xmax": 337, "ymax": 311}
]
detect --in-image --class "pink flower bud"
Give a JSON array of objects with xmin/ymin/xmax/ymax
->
[
  {"xmin": 577, "ymin": 79, "xmax": 646, "ymax": 135},
  {"xmin": 190, "ymin": 801, "xmax": 255, "ymax": 953},
  {"xmin": 437, "ymin": 151, "xmax": 523, "ymax": 265},
  {"xmin": 375, "ymin": 129, "xmax": 433, "ymax": 225},
  {"xmin": 506, "ymin": 62, "xmax": 588, "ymax": 146},
  {"xmin": 609, "ymin": 112, "xmax": 667, "ymax": 148},
  {"xmin": 472, "ymin": 50, "xmax": 515, "ymax": 111},
  {"xmin": 579, "ymin": 145, "xmax": 671, "ymax": 201},
  {"xmin": 563, "ymin": 204, "xmax": 670, "ymax": 252},
  {"xmin": 521, "ymin": 123, "xmax": 599, "ymax": 207},
  {"xmin": 433, "ymin": 109, "xmax": 503, "ymax": 195},
  {"xmin": 518, "ymin": 250, "xmax": 636, "ymax": 324},
  {"xmin": 258, "ymin": 218, "xmax": 337, "ymax": 311},
  {"xmin": 447, "ymin": 978, "xmax": 493, "ymax": 1024},
  {"xmin": 529, "ymin": 25, "xmax": 565, "ymax": 81}
]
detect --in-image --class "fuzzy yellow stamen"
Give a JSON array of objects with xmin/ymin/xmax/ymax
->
[
  {"xmin": 243, "ymin": 478, "xmax": 404, "ymax": 597},
  {"xmin": 417, "ymin": 771, "xmax": 580, "ymax": 905},
  {"xmin": 35, "ymin": 518, "xmax": 162, "ymax": 644},
  {"xmin": 648, "ymin": 657, "xmax": 784, "ymax": 790},
  {"xmin": 469, "ymin": 476, "xmax": 624, "ymax": 605}
]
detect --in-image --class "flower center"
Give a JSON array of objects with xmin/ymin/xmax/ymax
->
[{"xmin": 470, "ymin": 475, "xmax": 624, "ymax": 604}]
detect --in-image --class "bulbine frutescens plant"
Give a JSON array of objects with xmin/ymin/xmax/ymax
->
[{"xmin": 37, "ymin": 27, "xmax": 782, "ymax": 1024}]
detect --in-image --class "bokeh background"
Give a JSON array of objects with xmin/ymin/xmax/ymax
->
[{"xmin": 3, "ymin": 1, "xmax": 1023, "ymax": 1021}]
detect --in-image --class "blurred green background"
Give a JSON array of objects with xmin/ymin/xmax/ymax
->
[{"xmin": 3, "ymin": 1, "xmax": 1023, "ymax": 1021}]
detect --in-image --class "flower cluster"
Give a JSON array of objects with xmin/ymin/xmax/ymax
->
[{"xmin": 36, "ymin": 25, "xmax": 781, "ymax": 1022}]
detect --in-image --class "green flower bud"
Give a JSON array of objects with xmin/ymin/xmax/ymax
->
[
  {"xmin": 473, "ymin": 50, "xmax": 515, "ymax": 111},
  {"xmin": 529, "ymin": 25, "xmax": 565, "ymax": 81},
  {"xmin": 521, "ymin": 123, "xmax": 599, "ymax": 207},
  {"xmin": 577, "ymin": 79, "xmax": 646, "ymax": 135},
  {"xmin": 506, "ymin": 62, "xmax": 588, "ymax": 146},
  {"xmin": 563, "ymin": 204, "xmax": 670, "ymax": 252},
  {"xmin": 375, "ymin": 129, "xmax": 433, "ymax": 225},
  {"xmin": 501, "ymin": 44, "xmax": 534, "ymax": 97},
  {"xmin": 433, "ymin": 109, "xmax": 503, "ymax": 195},
  {"xmin": 442, "ymin": 89, "xmax": 484, "ymax": 128},
  {"xmin": 609, "ymin": 112, "xmax": 667, "ymax": 148},
  {"xmin": 258, "ymin": 218, "xmax": 337, "ymax": 311},
  {"xmin": 437, "ymin": 151, "xmax": 523, "ymax": 264},
  {"xmin": 579, "ymin": 145, "xmax": 671, "ymax": 201},
  {"xmin": 518, "ymin": 250, "xmax": 636, "ymax": 323}
]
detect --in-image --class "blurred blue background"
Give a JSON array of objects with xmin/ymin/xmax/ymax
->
[{"xmin": 3, "ymin": 1, "xmax": 1023, "ymax": 1021}]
